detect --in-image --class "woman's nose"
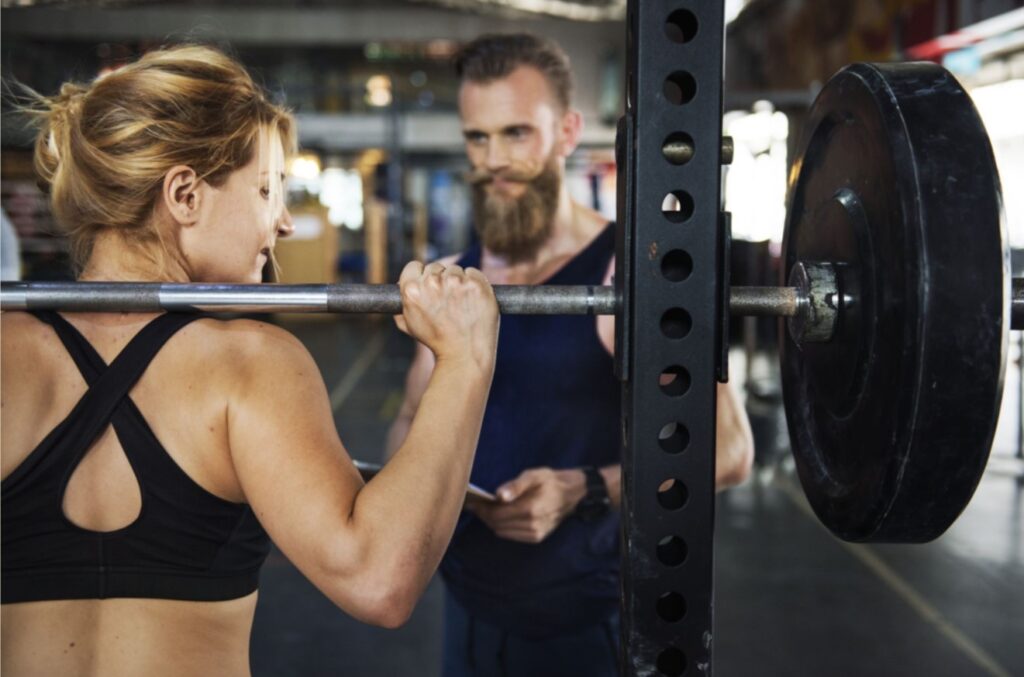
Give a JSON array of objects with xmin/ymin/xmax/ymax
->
[{"xmin": 276, "ymin": 206, "xmax": 295, "ymax": 238}]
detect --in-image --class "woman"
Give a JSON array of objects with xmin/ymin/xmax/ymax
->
[{"xmin": 0, "ymin": 45, "xmax": 499, "ymax": 676}]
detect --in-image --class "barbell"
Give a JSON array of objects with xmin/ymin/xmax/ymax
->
[{"xmin": 1, "ymin": 62, "xmax": 1019, "ymax": 544}]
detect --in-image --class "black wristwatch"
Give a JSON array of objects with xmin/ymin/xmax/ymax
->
[{"xmin": 574, "ymin": 466, "xmax": 611, "ymax": 521}]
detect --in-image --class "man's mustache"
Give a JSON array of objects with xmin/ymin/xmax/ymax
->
[{"xmin": 465, "ymin": 167, "xmax": 538, "ymax": 186}]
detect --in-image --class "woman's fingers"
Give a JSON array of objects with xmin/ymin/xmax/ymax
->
[
  {"xmin": 393, "ymin": 314, "xmax": 409, "ymax": 335},
  {"xmin": 394, "ymin": 261, "xmax": 498, "ymax": 364},
  {"xmin": 399, "ymin": 260, "xmax": 425, "ymax": 283}
]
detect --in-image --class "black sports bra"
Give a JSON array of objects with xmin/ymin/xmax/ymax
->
[{"xmin": 1, "ymin": 311, "xmax": 270, "ymax": 604}]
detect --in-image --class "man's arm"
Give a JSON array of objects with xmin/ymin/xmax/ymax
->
[
  {"xmin": 714, "ymin": 378, "xmax": 755, "ymax": 488},
  {"xmin": 472, "ymin": 393, "xmax": 750, "ymax": 545},
  {"xmin": 399, "ymin": 256, "xmax": 753, "ymax": 545},
  {"xmin": 473, "ymin": 259, "xmax": 754, "ymax": 545}
]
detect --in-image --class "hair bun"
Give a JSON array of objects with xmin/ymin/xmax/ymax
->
[{"xmin": 21, "ymin": 43, "xmax": 294, "ymax": 275}]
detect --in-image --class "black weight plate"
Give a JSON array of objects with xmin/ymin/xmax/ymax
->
[{"xmin": 780, "ymin": 62, "xmax": 1009, "ymax": 543}]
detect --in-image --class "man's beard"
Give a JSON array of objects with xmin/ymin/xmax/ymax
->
[{"xmin": 468, "ymin": 157, "xmax": 561, "ymax": 262}]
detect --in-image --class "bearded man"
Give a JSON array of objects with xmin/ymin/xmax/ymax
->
[{"xmin": 387, "ymin": 33, "xmax": 754, "ymax": 677}]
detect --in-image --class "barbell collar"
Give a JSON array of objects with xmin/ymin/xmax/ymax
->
[{"xmin": 787, "ymin": 262, "xmax": 840, "ymax": 346}]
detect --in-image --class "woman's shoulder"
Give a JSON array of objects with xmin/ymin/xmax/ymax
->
[
  {"xmin": 184, "ymin": 314, "xmax": 306, "ymax": 351},
  {"xmin": 1, "ymin": 311, "xmax": 315, "ymax": 384},
  {"xmin": 1, "ymin": 311, "xmax": 59, "ymax": 355},
  {"xmin": 2, "ymin": 309, "xmax": 49, "ymax": 330},
  {"xmin": 180, "ymin": 317, "xmax": 316, "ymax": 378},
  {"xmin": 176, "ymin": 317, "xmax": 325, "ymax": 420}
]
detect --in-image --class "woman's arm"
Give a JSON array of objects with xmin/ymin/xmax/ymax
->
[
  {"xmin": 227, "ymin": 262, "xmax": 497, "ymax": 628},
  {"xmin": 384, "ymin": 341, "xmax": 435, "ymax": 461}
]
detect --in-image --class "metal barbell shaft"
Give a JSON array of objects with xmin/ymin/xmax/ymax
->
[
  {"xmin": 0, "ymin": 282, "xmax": 619, "ymax": 316},
  {"xmin": 2, "ymin": 281, "xmax": 797, "ymax": 317},
  {"xmin": 729, "ymin": 286, "xmax": 802, "ymax": 317},
  {"xmin": 3, "ymin": 281, "xmax": 1021, "ymax": 325}
]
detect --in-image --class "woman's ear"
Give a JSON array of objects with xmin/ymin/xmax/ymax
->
[{"xmin": 162, "ymin": 165, "xmax": 201, "ymax": 226}]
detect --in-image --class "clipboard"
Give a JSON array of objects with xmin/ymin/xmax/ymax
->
[{"xmin": 352, "ymin": 460, "xmax": 498, "ymax": 503}]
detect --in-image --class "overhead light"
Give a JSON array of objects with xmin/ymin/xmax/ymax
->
[
  {"xmin": 365, "ymin": 75, "xmax": 393, "ymax": 108},
  {"xmin": 425, "ymin": 40, "xmax": 458, "ymax": 59},
  {"xmin": 288, "ymin": 153, "xmax": 322, "ymax": 181},
  {"xmin": 319, "ymin": 168, "xmax": 364, "ymax": 230}
]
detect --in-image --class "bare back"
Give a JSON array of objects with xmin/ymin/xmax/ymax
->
[{"xmin": 1, "ymin": 311, "xmax": 258, "ymax": 677}]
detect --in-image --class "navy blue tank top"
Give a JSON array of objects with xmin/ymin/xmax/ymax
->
[
  {"xmin": 442, "ymin": 223, "xmax": 621, "ymax": 638},
  {"xmin": 2, "ymin": 311, "xmax": 270, "ymax": 604}
]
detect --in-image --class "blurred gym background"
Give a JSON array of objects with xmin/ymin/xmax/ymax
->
[{"xmin": 2, "ymin": 1, "xmax": 1022, "ymax": 675}]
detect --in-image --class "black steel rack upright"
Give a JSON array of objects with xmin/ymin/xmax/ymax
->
[{"xmin": 616, "ymin": 1, "xmax": 725, "ymax": 675}]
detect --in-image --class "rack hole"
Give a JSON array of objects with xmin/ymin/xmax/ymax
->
[
  {"xmin": 661, "ymin": 191, "xmax": 694, "ymax": 223},
  {"xmin": 657, "ymin": 479, "xmax": 688, "ymax": 510},
  {"xmin": 665, "ymin": 9, "xmax": 698, "ymax": 44},
  {"xmin": 658, "ymin": 423, "xmax": 689, "ymax": 454},
  {"xmin": 661, "ymin": 250, "xmax": 693, "ymax": 281},
  {"xmin": 657, "ymin": 535, "xmax": 687, "ymax": 567},
  {"xmin": 660, "ymin": 308, "xmax": 692, "ymax": 339},
  {"xmin": 664, "ymin": 71, "xmax": 697, "ymax": 106},
  {"xmin": 657, "ymin": 646, "xmax": 688, "ymax": 676},
  {"xmin": 662, "ymin": 132, "xmax": 694, "ymax": 166},
  {"xmin": 657, "ymin": 592, "xmax": 687, "ymax": 623},
  {"xmin": 659, "ymin": 366, "xmax": 690, "ymax": 397}
]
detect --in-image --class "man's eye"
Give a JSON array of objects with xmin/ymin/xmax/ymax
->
[{"xmin": 260, "ymin": 187, "xmax": 271, "ymax": 199}]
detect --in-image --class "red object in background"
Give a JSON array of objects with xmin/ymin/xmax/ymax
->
[
  {"xmin": 902, "ymin": 0, "xmax": 955, "ymax": 53},
  {"xmin": 904, "ymin": 1, "xmax": 1024, "ymax": 61}
]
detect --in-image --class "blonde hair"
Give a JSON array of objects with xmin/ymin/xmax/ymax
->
[{"xmin": 24, "ymin": 44, "xmax": 296, "ymax": 274}]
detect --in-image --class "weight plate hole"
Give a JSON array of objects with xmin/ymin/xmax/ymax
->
[
  {"xmin": 659, "ymin": 366, "xmax": 690, "ymax": 397},
  {"xmin": 660, "ymin": 307, "xmax": 692, "ymax": 338},
  {"xmin": 664, "ymin": 71, "xmax": 696, "ymax": 105},
  {"xmin": 656, "ymin": 592, "xmax": 687, "ymax": 623},
  {"xmin": 657, "ymin": 646, "xmax": 688, "ymax": 676},
  {"xmin": 662, "ymin": 132, "xmax": 694, "ymax": 166},
  {"xmin": 658, "ymin": 422, "xmax": 689, "ymax": 454},
  {"xmin": 657, "ymin": 535, "xmax": 687, "ymax": 567},
  {"xmin": 661, "ymin": 191, "xmax": 694, "ymax": 223},
  {"xmin": 661, "ymin": 249, "xmax": 693, "ymax": 281},
  {"xmin": 665, "ymin": 9, "xmax": 698, "ymax": 44},
  {"xmin": 657, "ymin": 479, "xmax": 688, "ymax": 510}
]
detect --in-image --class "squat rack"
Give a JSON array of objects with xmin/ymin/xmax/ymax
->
[{"xmin": 616, "ymin": 2, "xmax": 724, "ymax": 675}]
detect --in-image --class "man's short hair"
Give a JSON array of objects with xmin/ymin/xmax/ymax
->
[{"xmin": 454, "ymin": 33, "xmax": 574, "ymax": 110}]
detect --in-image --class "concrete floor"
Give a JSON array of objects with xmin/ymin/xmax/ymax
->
[{"xmin": 250, "ymin": 318, "xmax": 1024, "ymax": 677}]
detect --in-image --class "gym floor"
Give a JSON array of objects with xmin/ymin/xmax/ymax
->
[{"xmin": 249, "ymin": 317, "xmax": 1024, "ymax": 677}]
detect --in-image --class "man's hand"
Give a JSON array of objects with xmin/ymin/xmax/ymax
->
[{"xmin": 468, "ymin": 467, "xmax": 587, "ymax": 544}]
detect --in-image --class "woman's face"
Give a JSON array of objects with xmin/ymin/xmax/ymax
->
[{"xmin": 184, "ymin": 128, "xmax": 293, "ymax": 283}]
